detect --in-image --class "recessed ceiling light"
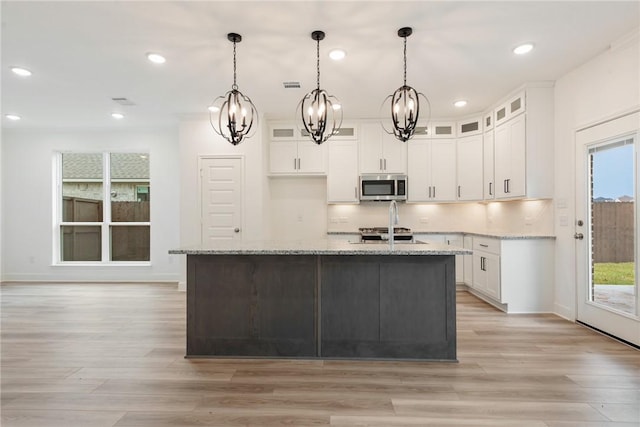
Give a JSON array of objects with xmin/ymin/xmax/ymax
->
[
  {"xmin": 513, "ymin": 43, "xmax": 534, "ymax": 55},
  {"xmin": 10, "ymin": 66, "xmax": 32, "ymax": 77},
  {"xmin": 111, "ymin": 112, "xmax": 125, "ymax": 119},
  {"xmin": 454, "ymin": 100, "xmax": 467, "ymax": 108},
  {"xmin": 146, "ymin": 52, "xmax": 166, "ymax": 64},
  {"xmin": 329, "ymin": 49, "xmax": 346, "ymax": 61},
  {"xmin": 208, "ymin": 105, "xmax": 220, "ymax": 113},
  {"xmin": 5, "ymin": 114, "xmax": 21, "ymax": 121}
]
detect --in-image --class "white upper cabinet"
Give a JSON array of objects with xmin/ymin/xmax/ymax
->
[
  {"xmin": 359, "ymin": 122, "xmax": 407, "ymax": 174},
  {"xmin": 327, "ymin": 139, "xmax": 359, "ymax": 203},
  {"xmin": 457, "ymin": 116, "xmax": 482, "ymax": 137},
  {"xmin": 268, "ymin": 123, "xmax": 327, "ymax": 175},
  {"xmin": 483, "ymin": 111, "xmax": 494, "ymax": 132},
  {"xmin": 492, "ymin": 84, "xmax": 553, "ymax": 200},
  {"xmin": 483, "ymin": 129, "xmax": 495, "ymax": 200},
  {"xmin": 456, "ymin": 134, "xmax": 483, "ymax": 201},
  {"xmin": 494, "ymin": 90, "xmax": 525, "ymax": 127},
  {"xmin": 494, "ymin": 114, "xmax": 526, "ymax": 198},
  {"xmin": 407, "ymin": 139, "xmax": 456, "ymax": 202}
]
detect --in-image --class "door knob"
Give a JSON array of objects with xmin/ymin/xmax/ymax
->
[
  {"xmin": 574, "ymin": 232, "xmax": 584, "ymax": 240},
  {"xmin": 234, "ymin": 228, "xmax": 241, "ymax": 233}
]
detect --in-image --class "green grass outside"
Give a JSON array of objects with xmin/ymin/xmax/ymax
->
[{"xmin": 593, "ymin": 262, "xmax": 635, "ymax": 285}]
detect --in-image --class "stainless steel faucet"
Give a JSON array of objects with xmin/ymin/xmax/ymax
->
[{"xmin": 389, "ymin": 200, "xmax": 399, "ymax": 250}]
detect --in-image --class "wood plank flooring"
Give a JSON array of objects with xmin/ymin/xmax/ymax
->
[{"xmin": 1, "ymin": 282, "xmax": 638, "ymax": 426}]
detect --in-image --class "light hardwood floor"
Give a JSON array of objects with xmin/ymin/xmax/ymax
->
[{"xmin": 1, "ymin": 282, "xmax": 638, "ymax": 426}]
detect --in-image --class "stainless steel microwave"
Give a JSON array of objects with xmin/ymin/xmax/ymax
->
[{"xmin": 359, "ymin": 174, "xmax": 407, "ymax": 201}]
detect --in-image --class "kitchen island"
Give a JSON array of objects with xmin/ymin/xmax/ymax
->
[{"xmin": 170, "ymin": 240, "xmax": 470, "ymax": 361}]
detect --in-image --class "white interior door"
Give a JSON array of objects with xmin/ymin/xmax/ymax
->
[
  {"xmin": 200, "ymin": 156, "xmax": 243, "ymax": 243},
  {"xmin": 575, "ymin": 111, "xmax": 640, "ymax": 346}
]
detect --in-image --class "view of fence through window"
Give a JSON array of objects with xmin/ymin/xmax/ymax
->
[
  {"xmin": 590, "ymin": 140, "xmax": 635, "ymax": 315},
  {"xmin": 60, "ymin": 152, "xmax": 150, "ymax": 262}
]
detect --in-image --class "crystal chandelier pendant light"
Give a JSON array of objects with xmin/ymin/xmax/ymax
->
[
  {"xmin": 297, "ymin": 30, "xmax": 343, "ymax": 145},
  {"xmin": 382, "ymin": 27, "xmax": 430, "ymax": 142},
  {"xmin": 209, "ymin": 33, "xmax": 258, "ymax": 146}
]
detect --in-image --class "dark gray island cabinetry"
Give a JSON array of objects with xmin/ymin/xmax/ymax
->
[{"xmin": 170, "ymin": 240, "xmax": 469, "ymax": 361}]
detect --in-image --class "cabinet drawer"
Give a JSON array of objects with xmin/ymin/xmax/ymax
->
[{"xmin": 473, "ymin": 237, "xmax": 500, "ymax": 254}]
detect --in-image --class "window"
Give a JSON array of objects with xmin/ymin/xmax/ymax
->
[{"xmin": 56, "ymin": 152, "xmax": 150, "ymax": 263}]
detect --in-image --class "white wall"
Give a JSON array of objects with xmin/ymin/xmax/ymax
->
[
  {"xmin": 1, "ymin": 128, "xmax": 181, "ymax": 282},
  {"xmin": 553, "ymin": 31, "xmax": 640, "ymax": 319},
  {"xmin": 270, "ymin": 177, "xmax": 327, "ymax": 240}
]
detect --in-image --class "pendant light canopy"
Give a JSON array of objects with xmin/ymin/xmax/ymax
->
[
  {"xmin": 209, "ymin": 33, "xmax": 258, "ymax": 146},
  {"xmin": 382, "ymin": 27, "xmax": 430, "ymax": 142},
  {"xmin": 297, "ymin": 30, "xmax": 343, "ymax": 145}
]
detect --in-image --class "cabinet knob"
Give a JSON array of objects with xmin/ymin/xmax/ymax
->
[
  {"xmin": 234, "ymin": 228, "xmax": 241, "ymax": 233},
  {"xmin": 574, "ymin": 232, "xmax": 584, "ymax": 240}
]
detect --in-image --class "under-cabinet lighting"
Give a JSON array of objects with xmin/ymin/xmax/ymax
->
[
  {"xmin": 111, "ymin": 112, "xmax": 125, "ymax": 119},
  {"xmin": 5, "ymin": 114, "xmax": 21, "ymax": 121}
]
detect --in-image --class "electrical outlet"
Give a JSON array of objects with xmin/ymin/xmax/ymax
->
[{"xmin": 297, "ymin": 214, "xmax": 303, "ymax": 222}]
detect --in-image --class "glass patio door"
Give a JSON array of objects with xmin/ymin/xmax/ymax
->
[{"xmin": 575, "ymin": 111, "xmax": 640, "ymax": 346}]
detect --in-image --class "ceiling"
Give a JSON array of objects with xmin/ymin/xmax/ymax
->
[{"xmin": 2, "ymin": 1, "xmax": 639, "ymax": 130}]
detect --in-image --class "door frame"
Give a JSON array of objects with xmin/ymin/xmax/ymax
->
[
  {"xmin": 574, "ymin": 110, "xmax": 640, "ymax": 346},
  {"xmin": 197, "ymin": 155, "xmax": 245, "ymax": 245}
]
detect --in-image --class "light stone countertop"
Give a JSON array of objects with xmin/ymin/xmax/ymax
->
[
  {"xmin": 328, "ymin": 230, "xmax": 556, "ymax": 240},
  {"xmin": 169, "ymin": 239, "xmax": 471, "ymax": 256}
]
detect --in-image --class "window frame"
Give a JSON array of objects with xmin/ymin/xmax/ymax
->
[{"xmin": 53, "ymin": 151, "xmax": 151, "ymax": 265}]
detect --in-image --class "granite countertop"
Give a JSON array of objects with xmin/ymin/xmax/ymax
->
[
  {"xmin": 327, "ymin": 230, "xmax": 556, "ymax": 240},
  {"xmin": 169, "ymin": 239, "xmax": 471, "ymax": 256}
]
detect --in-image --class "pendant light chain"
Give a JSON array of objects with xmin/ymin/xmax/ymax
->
[
  {"xmin": 316, "ymin": 37, "xmax": 321, "ymax": 90},
  {"xmin": 403, "ymin": 36, "xmax": 407, "ymax": 86},
  {"xmin": 232, "ymin": 40, "xmax": 238, "ymax": 90}
]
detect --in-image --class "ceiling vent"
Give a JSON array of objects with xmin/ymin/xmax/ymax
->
[
  {"xmin": 283, "ymin": 81, "xmax": 301, "ymax": 89},
  {"xmin": 111, "ymin": 97, "xmax": 136, "ymax": 106}
]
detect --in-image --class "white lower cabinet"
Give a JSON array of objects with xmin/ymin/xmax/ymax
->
[
  {"xmin": 463, "ymin": 235, "xmax": 474, "ymax": 286},
  {"xmin": 467, "ymin": 235, "xmax": 554, "ymax": 313},
  {"xmin": 472, "ymin": 237, "xmax": 501, "ymax": 300}
]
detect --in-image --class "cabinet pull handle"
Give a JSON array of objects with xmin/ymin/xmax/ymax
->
[
  {"xmin": 506, "ymin": 178, "xmax": 510, "ymax": 193},
  {"xmin": 384, "ymin": 158, "xmax": 387, "ymax": 170},
  {"xmin": 433, "ymin": 186, "xmax": 436, "ymax": 198},
  {"xmin": 479, "ymin": 244, "xmax": 489, "ymax": 248},
  {"xmin": 298, "ymin": 158, "xmax": 301, "ymax": 170},
  {"xmin": 294, "ymin": 158, "xmax": 297, "ymax": 170},
  {"xmin": 379, "ymin": 159, "xmax": 383, "ymax": 170},
  {"xmin": 504, "ymin": 179, "xmax": 507, "ymax": 194},
  {"xmin": 489, "ymin": 182, "xmax": 493, "ymax": 196},
  {"xmin": 354, "ymin": 187, "xmax": 358, "ymax": 199},
  {"xmin": 481, "ymin": 256, "xmax": 486, "ymax": 271},
  {"xmin": 458, "ymin": 185, "xmax": 461, "ymax": 198},
  {"xmin": 428, "ymin": 187, "xmax": 431, "ymax": 198}
]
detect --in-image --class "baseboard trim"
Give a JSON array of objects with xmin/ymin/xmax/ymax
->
[{"xmin": 553, "ymin": 303, "xmax": 574, "ymax": 321}]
